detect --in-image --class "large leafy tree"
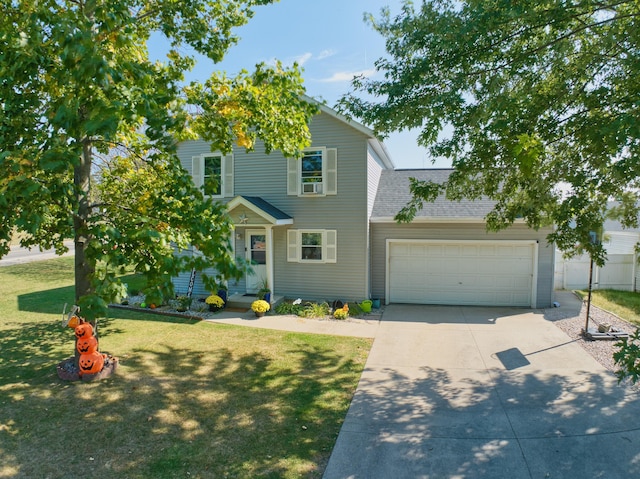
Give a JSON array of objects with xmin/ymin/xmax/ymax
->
[
  {"xmin": 339, "ymin": 0, "xmax": 640, "ymax": 265},
  {"xmin": 0, "ymin": 0, "xmax": 317, "ymax": 320}
]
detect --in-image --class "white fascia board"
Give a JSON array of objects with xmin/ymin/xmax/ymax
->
[
  {"xmin": 367, "ymin": 139, "xmax": 395, "ymax": 169},
  {"xmin": 370, "ymin": 216, "xmax": 528, "ymax": 224},
  {"xmin": 371, "ymin": 216, "xmax": 486, "ymax": 224}
]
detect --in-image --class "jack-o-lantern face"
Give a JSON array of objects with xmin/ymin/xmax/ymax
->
[
  {"xmin": 76, "ymin": 335, "xmax": 98, "ymax": 354},
  {"xmin": 78, "ymin": 351, "xmax": 104, "ymax": 375},
  {"xmin": 74, "ymin": 323, "xmax": 93, "ymax": 340}
]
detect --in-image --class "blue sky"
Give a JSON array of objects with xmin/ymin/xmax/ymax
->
[{"xmin": 148, "ymin": 0, "xmax": 450, "ymax": 169}]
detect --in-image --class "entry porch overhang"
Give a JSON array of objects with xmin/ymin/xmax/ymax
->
[
  {"xmin": 226, "ymin": 196, "xmax": 293, "ymax": 227},
  {"xmin": 226, "ymin": 196, "xmax": 292, "ymax": 304}
]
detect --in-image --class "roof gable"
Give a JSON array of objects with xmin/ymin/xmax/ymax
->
[{"xmin": 305, "ymin": 95, "xmax": 394, "ymax": 169}]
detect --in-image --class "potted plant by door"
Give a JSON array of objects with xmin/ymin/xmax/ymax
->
[
  {"xmin": 257, "ymin": 278, "xmax": 271, "ymax": 304},
  {"xmin": 216, "ymin": 284, "xmax": 228, "ymax": 303},
  {"xmin": 251, "ymin": 299, "xmax": 270, "ymax": 318}
]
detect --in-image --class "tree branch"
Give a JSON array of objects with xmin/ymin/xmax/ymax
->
[{"xmin": 468, "ymin": 12, "xmax": 640, "ymax": 76}]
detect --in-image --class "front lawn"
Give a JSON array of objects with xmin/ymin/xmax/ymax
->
[
  {"xmin": 576, "ymin": 289, "xmax": 640, "ymax": 326},
  {"xmin": 0, "ymin": 257, "xmax": 371, "ymax": 478}
]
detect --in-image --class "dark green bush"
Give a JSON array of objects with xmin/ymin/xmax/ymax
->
[{"xmin": 275, "ymin": 302, "xmax": 304, "ymax": 315}]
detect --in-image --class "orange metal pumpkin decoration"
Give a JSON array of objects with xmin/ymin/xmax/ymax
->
[
  {"xmin": 74, "ymin": 323, "xmax": 93, "ymax": 340},
  {"xmin": 78, "ymin": 351, "xmax": 104, "ymax": 375},
  {"xmin": 67, "ymin": 315, "xmax": 82, "ymax": 329},
  {"xmin": 76, "ymin": 335, "xmax": 98, "ymax": 355}
]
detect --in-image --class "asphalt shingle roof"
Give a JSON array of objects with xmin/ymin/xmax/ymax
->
[
  {"xmin": 242, "ymin": 196, "xmax": 292, "ymax": 221},
  {"xmin": 371, "ymin": 169, "xmax": 496, "ymax": 219}
]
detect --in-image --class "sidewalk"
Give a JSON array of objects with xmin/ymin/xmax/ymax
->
[
  {"xmin": 0, "ymin": 241, "xmax": 74, "ymax": 267},
  {"xmin": 204, "ymin": 308, "xmax": 381, "ymax": 338}
]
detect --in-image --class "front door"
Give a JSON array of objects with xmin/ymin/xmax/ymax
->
[{"xmin": 246, "ymin": 230, "xmax": 267, "ymax": 293}]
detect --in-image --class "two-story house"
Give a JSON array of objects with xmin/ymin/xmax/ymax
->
[
  {"xmin": 173, "ymin": 100, "xmax": 555, "ymax": 309},
  {"xmin": 172, "ymin": 101, "xmax": 393, "ymax": 304}
]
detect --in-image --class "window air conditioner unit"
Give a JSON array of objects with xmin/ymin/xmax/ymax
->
[{"xmin": 302, "ymin": 182, "xmax": 322, "ymax": 194}]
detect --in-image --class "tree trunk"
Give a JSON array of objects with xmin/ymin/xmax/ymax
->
[{"xmin": 74, "ymin": 140, "xmax": 94, "ymax": 306}]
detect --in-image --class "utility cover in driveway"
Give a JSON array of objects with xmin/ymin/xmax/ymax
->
[{"xmin": 387, "ymin": 240, "xmax": 537, "ymax": 307}]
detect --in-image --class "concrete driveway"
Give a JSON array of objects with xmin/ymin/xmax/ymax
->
[{"xmin": 323, "ymin": 295, "xmax": 640, "ymax": 479}]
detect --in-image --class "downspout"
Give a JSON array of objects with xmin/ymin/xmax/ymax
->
[{"xmin": 265, "ymin": 225, "xmax": 274, "ymax": 304}]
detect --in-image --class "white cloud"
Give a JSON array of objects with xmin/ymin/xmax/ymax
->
[
  {"xmin": 263, "ymin": 52, "xmax": 312, "ymax": 68},
  {"xmin": 317, "ymin": 49, "xmax": 336, "ymax": 60},
  {"xmin": 293, "ymin": 52, "xmax": 313, "ymax": 66},
  {"xmin": 318, "ymin": 69, "xmax": 377, "ymax": 83}
]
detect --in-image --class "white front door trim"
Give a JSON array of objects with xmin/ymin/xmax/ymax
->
[{"xmin": 245, "ymin": 227, "xmax": 275, "ymax": 297}]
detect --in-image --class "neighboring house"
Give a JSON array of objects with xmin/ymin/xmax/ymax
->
[
  {"xmin": 172, "ymin": 100, "xmax": 555, "ymax": 308},
  {"xmin": 554, "ymin": 212, "xmax": 640, "ymax": 291}
]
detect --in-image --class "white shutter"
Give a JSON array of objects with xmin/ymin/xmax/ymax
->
[
  {"xmin": 287, "ymin": 158, "xmax": 299, "ymax": 196},
  {"xmin": 325, "ymin": 148, "xmax": 337, "ymax": 195},
  {"xmin": 287, "ymin": 230, "xmax": 299, "ymax": 262},
  {"xmin": 325, "ymin": 230, "xmax": 337, "ymax": 263},
  {"xmin": 192, "ymin": 155, "xmax": 203, "ymax": 190},
  {"xmin": 223, "ymin": 154, "xmax": 234, "ymax": 197}
]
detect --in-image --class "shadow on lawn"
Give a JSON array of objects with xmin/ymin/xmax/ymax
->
[
  {"xmin": 17, "ymin": 282, "xmax": 200, "ymax": 325},
  {"xmin": 17, "ymin": 284, "xmax": 76, "ymax": 315},
  {"xmin": 0, "ymin": 331, "xmax": 366, "ymax": 479},
  {"xmin": 0, "ymin": 311, "xmax": 121, "ymax": 386}
]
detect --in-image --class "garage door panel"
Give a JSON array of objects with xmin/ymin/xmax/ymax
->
[
  {"xmin": 388, "ymin": 241, "xmax": 535, "ymax": 307},
  {"xmin": 461, "ymin": 245, "xmax": 479, "ymax": 256}
]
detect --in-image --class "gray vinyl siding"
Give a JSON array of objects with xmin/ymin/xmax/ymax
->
[
  {"xmin": 273, "ymin": 113, "xmax": 370, "ymax": 302},
  {"xmin": 172, "ymin": 249, "xmax": 217, "ymax": 297},
  {"xmin": 364, "ymin": 150, "xmax": 384, "ymax": 300},
  {"xmin": 370, "ymin": 222, "xmax": 555, "ymax": 308},
  {"xmin": 178, "ymin": 139, "xmax": 214, "ymax": 175},
  {"xmin": 367, "ymin": 151, "xmax": 383, "ymax": 218},
  {"xmin": 173, "ymin": 112, "xmax": 373, "ymax": 302}
]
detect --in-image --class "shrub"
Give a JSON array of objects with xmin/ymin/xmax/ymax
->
[
  {"xmin": 333, "ymin": 308, "xmax": 348, "ymax": 320},
  {"xmin": 143, "ymin": 287, "xmax": 165, "ymax": 307},
  {"xmin": 205, "ymin": 295, "xmax": 225, "ymax": 307},
  {"xmin": 175, "ymin": 295, "xmax": 192, "ymax": 311},
  {"xmin": 275, "ymin": 302, "xmax": 304, "ymax": 315},
  {"xmin": 349, "ymin": 302, "xmax": 363, "ymax": 316},
  {"xmin": 299, "ymin": 302, "xmax": 330, "ymax": 318}
]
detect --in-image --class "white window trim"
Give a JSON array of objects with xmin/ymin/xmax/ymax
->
[
  {"xmin": 287, "ymin": 147, "xmax": 337, "ymax": 197},
  {"xmin": 287, "ymin": 229, "xmax": 337, "ymax": 263},
  {"xmin": 192, "ymin": 153, "xmax": 234, "ymax": 198}
]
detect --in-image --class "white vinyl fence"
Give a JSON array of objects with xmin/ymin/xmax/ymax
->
[{"xmin": 555, "ymin": 252, "xmax": 638, "ymax": 291}]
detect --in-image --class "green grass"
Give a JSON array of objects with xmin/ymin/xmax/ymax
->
[
  {"xmin": 0, "ymin": 258, "xmax": 372, "ymax": 478},
  {"xmin": 576, "ymin": 289, "xmax": 640, "ymax": 326}
]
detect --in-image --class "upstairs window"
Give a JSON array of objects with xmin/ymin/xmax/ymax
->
[
  {"xmin": 287, "ymin": 147, "xmax": 337, "ymax": 196},
  {"xmin": 203, "ymin": 155, "xmax": 222, "ymax": 197},
  {"xmin": 192, "ymin": 153, "xmax": 234, "ymax": 198},
  {"xmin": 301, "ymin": 150, "xmax": 324, "ymax": 194}
]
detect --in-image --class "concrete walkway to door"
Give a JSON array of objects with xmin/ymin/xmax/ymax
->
[{"xmin": 323, "ymin": 294, "xmax": 640, "ymax": 479}]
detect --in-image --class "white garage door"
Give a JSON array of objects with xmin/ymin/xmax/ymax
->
[{"xmin": 387, "ymin": 240, "xmax": 537, "ymax": 307}]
